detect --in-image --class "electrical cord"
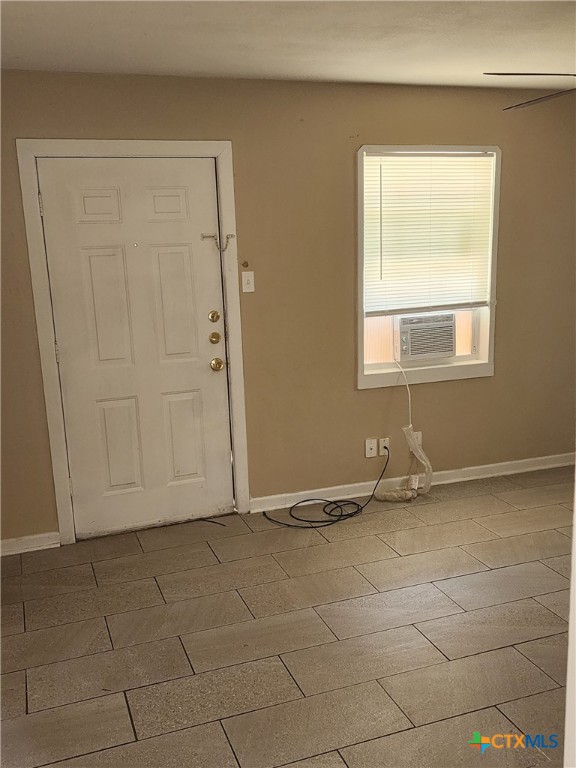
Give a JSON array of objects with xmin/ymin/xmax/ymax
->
[
  {"xmin": 263, "ymin": 447, "xmax": 390, "ymax": 528},
  {"xmin": 394, "ymin": 357, "xmax": 412, "ymax": 426}
]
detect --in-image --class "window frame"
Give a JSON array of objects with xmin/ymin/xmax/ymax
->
[{"xmin": 357, "ymin": 144, "xmax": 501, "ymax": 390}]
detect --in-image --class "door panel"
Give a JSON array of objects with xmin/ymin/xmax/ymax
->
[{"xmin": 38, "ymin": 157, "xmax": 234, "ymax": 537}]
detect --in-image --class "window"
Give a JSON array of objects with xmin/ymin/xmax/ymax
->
[{"xmin": 357, "ymin": 145, "xmax": 501, "ymax": 389}]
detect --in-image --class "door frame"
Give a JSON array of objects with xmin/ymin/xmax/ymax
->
[{"xmin": 17, "ymin": 139, "xmax": 250, "ymax": 544}]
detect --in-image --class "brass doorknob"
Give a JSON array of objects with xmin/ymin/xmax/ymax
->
[
  {"xmin": 210, "ymin": 357, "xmax": 224, "ymax": 371},
  {"xmin": 208, "ymin": 310, "xmax": 221, "ymax": 323},
  {"xmin": 209, "ymin": 332, "xmax": 221, "ymax": 344}
]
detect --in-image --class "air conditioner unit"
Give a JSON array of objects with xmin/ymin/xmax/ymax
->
[{"xmin": 394, "ymin": 313, "xmax": 456, "ymax": 362}]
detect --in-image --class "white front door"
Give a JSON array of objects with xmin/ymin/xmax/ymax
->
[{"xmin": 37, "ymin": 157, "xmax": 234, "ymax": 537}]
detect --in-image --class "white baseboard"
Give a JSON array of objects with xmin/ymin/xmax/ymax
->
[
  {"xmin": 1, "ymin": 531, "xmax": 61, "ymax": 556},
  {"xmin": 2, "ymin": 453, "xmax": 573, "ymax": 549},
  {"xmin": 249, "ymin": 452, "xmax": 575, "ymax": 513}
]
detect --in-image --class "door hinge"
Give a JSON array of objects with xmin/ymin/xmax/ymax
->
[
  {"xmin": 54, "ymin": 339, "xmax": 60, "ymax": 363},
  {"xmin": 38, "ymin": 193, "xmax": 44, "ymax": 217}
]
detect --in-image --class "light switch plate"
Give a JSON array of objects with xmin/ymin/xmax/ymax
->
[{"xmin": 242, "ymin": 271, "xmax": 255, "ymax": 293}]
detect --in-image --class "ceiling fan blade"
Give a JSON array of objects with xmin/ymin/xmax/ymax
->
[
  {"xmin": 484, "ymin": 72, "xmax": 576, "ymax": 76},
  {"xmin": 503, "ymin": 88, "xmax": 576, "ymax": 110}
]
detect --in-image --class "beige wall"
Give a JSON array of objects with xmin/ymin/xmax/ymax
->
[{"xmin": 2, "ymin": 70, "xmax": 574, "ymax": 540}]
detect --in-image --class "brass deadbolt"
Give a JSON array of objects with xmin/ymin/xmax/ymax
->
[
  {"xmin": 209, "ymin": 332, "xmax": 221, "ymax": 344},
  {"xmin": 208, "ymin": 310, "xmax": 221, "ymax": 323}
]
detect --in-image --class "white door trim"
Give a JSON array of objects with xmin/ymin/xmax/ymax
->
[{"xmin": 17, "ymin": 139, "xmax": 250, "ymax": 545}]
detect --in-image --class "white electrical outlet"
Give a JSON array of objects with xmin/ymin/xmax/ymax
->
[
  {"xmin": 378, "ymin": 437, "xmax": 390, "ymax": 456},
  {"xmin": 365, "ymin": 438, "xmax": 378, "ymax": 458}
]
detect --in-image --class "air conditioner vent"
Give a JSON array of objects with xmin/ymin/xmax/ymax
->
[{"xmin": 394, "ymin": 314, "xmax": 456, "ymax": 362}]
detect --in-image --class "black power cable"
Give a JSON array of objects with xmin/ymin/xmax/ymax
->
[{"xmin": 263, "ymin": 446, "xmax": 390, "ymax": 529}]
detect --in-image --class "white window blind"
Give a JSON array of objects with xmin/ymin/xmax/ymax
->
[{"xmin": 363, "ymin": 152, "xmax": 496, "ymax": 316}]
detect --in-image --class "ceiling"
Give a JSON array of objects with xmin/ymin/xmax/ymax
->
[{"xmin": 2, "ymin": 1, "xmax": 575, "ymax": 90}]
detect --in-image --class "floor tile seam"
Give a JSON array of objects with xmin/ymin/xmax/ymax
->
[
  {"xmin": 430, "ymin": 550, "xmax": 570, "ymax": 600},
  {"xmin": 218, "ymin": 719, "xmax": 243, "ymax": 768},
  {"xmin": 3, "ymin": 638, "xmax": 117, "ymax": 675},
  {"xmin": 2, "ymin": 558, "xmax": 99, "ymax": 582},
  {"xmin": 373, "ymin": 536, "xmax": 404, "ymax": 555},
  {"xmin": 22, "ymin": 591, "xmax": 167, "ymax": 633},
  {"xmin": 136, "ymin": 526, "xmax": 256, "ymax": 553},
  {"xmin": 410, "ymin": 622, "xmax": 451, "ymax": 662},
  {"xmin": 537, "ymin": 560, "xmax": 572, "ymax": 579},
  {"xmin": 294, "ymin": 576, "xmax": 463, "ymax": 608},
  {"xmin": 217, "ymin": 684, "xmax": 418, "ymax": 734},
  {"xmin": 310, "ymin": 606, "xmax": 341, "ymax": 641},
  {"xmin": 532, "ymin": 598, "xmax": 569, "ymax": 621},
  {"xmin": 409, "ymin": 505, "xmax": 521, "ymax": 526},
  {"xmin": 234, "ymin": 588, "xmax": 257, "ymax": 619},
  {"xmin": 441, "ymin": 555, "xmax": 572, "ymax": 577},
  {"xmin": 459, "ymin": 550, "xmax": 572, "ymax": 571},
  {"xmin": 375, "ymin": 533, "xmax": 502, "ymax": 557},
  {"xmin": 491, "ymin": 497, "xmax": 574, "ymax": 512},
  {"xmin": 159, "ymin": 571, "xmax": 292, "ymax": 604},
  {"xmin": 106, "ymin": 613, "xmax": 258, "ymax": 650},
  {"xmin": 275, "ymin": 750, "xmax": 348, "ymax": 768},
  {"xmin": 299, "ymin": 603, "xmax": 464, "ymax": 642},
  {"xmin": 428, "ymin": 583, "xmax": 542, "ymax": 613},
  {"xmin": 412, "ymin": 628, "xmax": 570, "ymax": 662},
  {"xmin": 277, "ymin": 653, "xmax": 307, "ymax": 698},
  {"xmin": 350, "ymin": 563, "xmax": 381, "ymax": 591},
  {"xmin": 472, "ymin": 521, "xmax": 574, "ymax": 540},
  {"xmin": 539, "ymin": 552, "xmax": 572, "ymax": 570},
  {"xmin": 23, "ymin": 573, "xmax": 164, "ymax": 600},
  {"xmin": 92, "ymin": 556, "xmax": 222, "ymax": 588},
  {"xmin": 376, "ymin": 681, "xmax": 563, "ymax": 729},
  {"xmin": 512, "ymin": 644, "xmax": 567, "ymax": 685},
  {"xmin": 176, "ymin": 634, "xmax": 196, "ymax": 674},
  {"xmin": 15, "ymin": 632, "xmax": 192, "ymax": 678},
  {"xmin": 320, "ymin": 520, "xmax": 426, "ymax": 544},
  {"xmin": 31, "ymin": 735, "xmax": 137, "ymax": 768},
  {"xmin": 21, "ymin": 546, "xmax": 145, "ymax": 577},
  {"xmin": 363, "ymin": 542, "xmax": 493, "ymax": 571},
  {"xmin": 153, "ymin": 575, "xmax": 167, "ymax": 604},
  {"xmin": 206, "ymin": 537, "xmax": 226, "ymax": 564},
  {"xmin": 237, "ymin": 582, "xmax": 380, "ymax": 620},
  {"xmin": 416, "ymin": 594, "xmax": 567, "ymax": 623},
  {"xmin": 373, "ymin": 678, "xmax": 417, "ymax": 728},
  {"xmin": 132, "ymin": 685, "xmax": 306, "ymax": 740},
  {"xmin": 272, "ymin": 551, "xmax": 401, "ymax": 580},
  {"xmin": 494, "ymin": 684, "xmax": 566, "ymax": 714},
  {"xmin": 2, "ymin": 581, "xmax": 102, "ymax": 607},
  {"xmin": 270, "ymin": 552, "xmax": 292, "ymax": 578},
  {"xmin": 6, "ymin": 689, "xmax": 140, "ymax": 722},
  {"xmin": 370, "ymin": 643, "xmax": 565, "ymax": 686},
  {"xmin": 123, "ymin": 690, "xmax": 138, "ymax": 743},
  {"xmin": 24, "ymin": 666, "xmax": 29, "ymax": 716},
  {"xmin": 430, "ymin": 572, "xmax": 570, "ymax": 606},
  {"xmin": 455, "ymin": 583, "xmax": 571, "ymax": 610},
  {"xmin": 337, "ymin": 749, "xmax": 352, "ymax": 768},
  {"xmin": 214, "ymin": 538, "xmax": 339, "ymax": 565},
  {"xmin": 364, "ymin": 700, "xmax": 545, "ymax": 738},
  {"xmin": 26, "ymin": 666, "xmax": 209, "ymax": 715},
  {"xmin": 283, "ymin": 652, "xmax": 454, "ymax": 699},
  {"xmin": 191, "ymin": 633, "xmax": 342, "ymax": 675}
]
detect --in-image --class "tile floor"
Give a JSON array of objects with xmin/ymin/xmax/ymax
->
[{"xmin": 0, "ymin": 466, "xmax": 573, "ymax": 768}]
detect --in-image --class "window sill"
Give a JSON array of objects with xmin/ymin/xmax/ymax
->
[{"xmin": 358, "ymin": 359, "xmax": 494, "ymax": 389}]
